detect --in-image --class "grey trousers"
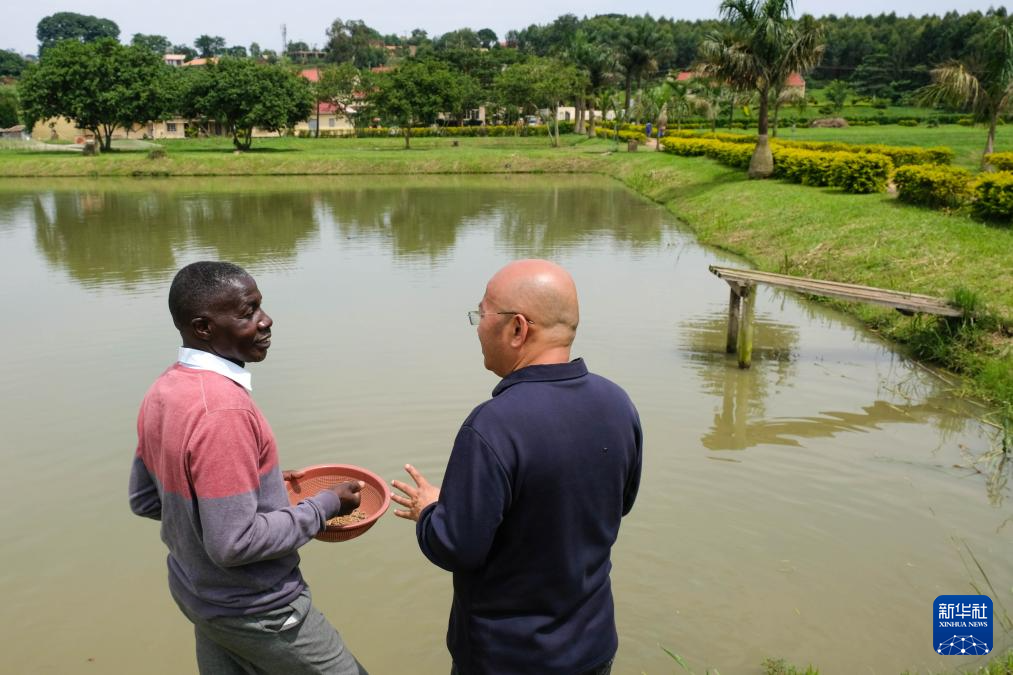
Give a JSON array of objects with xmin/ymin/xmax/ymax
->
[{"xmin": 175, "ymin": 589, "xmax": 368, "ymax": 675}]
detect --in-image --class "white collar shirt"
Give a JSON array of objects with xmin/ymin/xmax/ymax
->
[{"xmin": 177, "ymin": 347, "xmax": 253, "ymax": 392}]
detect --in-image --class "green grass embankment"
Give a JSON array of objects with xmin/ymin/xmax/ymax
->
[
  {"xmin": 0, "ymin": 134, "xmax": 1009, "ymax": 403},
  {"xmin": 610, "ymin": 150, "xmax": 1013, "ymax": 404}
]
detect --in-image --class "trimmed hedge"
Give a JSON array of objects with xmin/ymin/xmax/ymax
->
[
  {"xmin": 972, "ymin": 172, "xmax": 1013, "ymax": 222},
  {"xmin": 662, "ymin": 138, "xmax": 889, "ymax": 192},
  {"xmin": 596, "ymin": 128, "xmax": 648, "ymax": 143},
  {"xmin": 663, "ymin": 131, "xmax": 952, "ymax": 167},
  {"xmin": 893, "ymin": 165, "xmax": 974, "ymax": 209},
  {"xmin": 774, "ymin": 147, "xmax": 891, "ymax": 193},
  {"xmin": 985, "ymin": 152, "xmax": 1013, "ymax": 171}
]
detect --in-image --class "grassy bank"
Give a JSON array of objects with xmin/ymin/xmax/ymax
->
[
  {"xmin": 0, "ymin": 134, "xmax": 1010, "ymax": 403},
  {"xmin": 0, "ymin": 134, "xmax": 609, "ymax": 177},
  {"xmin": 610, "ymin": 150, "xmax": 1013, "ymax": 404}
]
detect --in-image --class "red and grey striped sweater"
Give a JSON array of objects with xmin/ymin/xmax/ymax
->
[{"xmin": 129, "ymin": 363, "xmax": 341, "ymax": 618}]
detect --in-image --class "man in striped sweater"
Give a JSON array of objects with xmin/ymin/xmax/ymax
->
[{"xmin": 129, "ymin": 261, "xmax": 368, "ymax": 674}]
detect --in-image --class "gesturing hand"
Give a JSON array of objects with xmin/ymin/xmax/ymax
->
[
  {"xmin": 391, "ymin": 464, "xmax": 440, "ymax": 522},
  {"xmin": 329, "ymin": 480, "xmax": 364, "ymax": 516}
]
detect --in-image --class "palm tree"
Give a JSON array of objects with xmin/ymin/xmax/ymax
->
[
  {"xmin": 917, "ymin": 16, "xmax": 1013, "ymax": 170},
  {"xmin": 617, "ymin": 17, "xmax": 667, "ymax": 113},
  {"xmin": 568, "ymin": 30, "xmax": 617, "ymax": 137},
  {"xmin": 699, "ymin": 0, "xmax": 825, "ymax": 177}
]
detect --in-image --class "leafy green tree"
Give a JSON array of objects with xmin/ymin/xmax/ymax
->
[
  {"xmin": 917, "ymin": 16, "xmax": 1013, "ymax": 168},
  {"xmin": 823, "ymin": 79, "xmax": 851, "ymax": 112},
  {"xmin": 19, "ymin": 39, "xmax": 172, "ymax": 150},
  {"xmin": 699, "ymin": 0, "xmax": 825, "ymax": 177},
  {"xmin": 249, "ymin": 43, "xmax": 262, "ymax": 60},
  {"xmin": 37, "ymin": 12, "xmax": 119, "ymax": 54},
  {"xmin": 0, "ymin": 88, "xmax": 18, "ymax": 128},
  {"xmin": 326, "ymin": 19, "xmax": 387, "ymax": 68},
  {"xmin": 131, "ymin": 34, "xmax": 171, "ymax": 55},
  {"xmin": 407, "ymin": 29, "xmax": 431, "ymax": 47},
  {"xmin": 312, "ymin": 62, "xmax": 360, "ymax": 136},
  {"xmin": 180, "ymin": 58, "xmax": 313, "ymax": 150},
  {"xmin": 659, "ymin": 78, "xmax": 703, "ymax": 131},
  {"xmin": 567, "ymin": 29, "xmax": 617, "ymax": 135},
  {"xmin": 194, "ymin": 35, "xmax": 226, "ymax": 58},
  {"xmin": 0, "ymin": 50, "xmax": 28, "ymax": 77},
  {"xmin": 171, "ymin": 43, "xmax": 197, "ymax": 61},
  {"xmin": 616, "ymin": 16, "xmax": 667, "ymax": 112},
  {"xmin": 225, "ymin": 46, "xmax": 248, "ymax": 58},
  {"xmin": 495, "ymin": 58, "xmax": 581, "ymax": 147},
  {"xmin": 477, "ymin": 29, "xmax": 498, "ymax": 49},
  {"xmin": 434, "ymin": 29, "xmax": 481, "ymax": 51},
  {"xmin": 369, "ymin": 59, "xmax": 466, "ymax": 149}
]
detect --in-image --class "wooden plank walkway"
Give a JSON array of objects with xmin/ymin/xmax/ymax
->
[{"xmin": 709, "ymin": 265, "xmax": 964, "ymax": 368}]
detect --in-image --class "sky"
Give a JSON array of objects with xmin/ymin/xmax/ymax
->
[{"xmin": 3, "ymin": 0, "xmax": 1006, "ymax": 55}]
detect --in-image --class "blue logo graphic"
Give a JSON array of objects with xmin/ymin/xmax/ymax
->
[{"xmin": 934, "ymin": 595, "xmax": 992, "ymax": 655}]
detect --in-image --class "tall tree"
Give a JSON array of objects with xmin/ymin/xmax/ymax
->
[
  {"xmin": 180, "ymin": 58, "xmax": 313, "ymax": 150},
  {"xmin": 917, "ymin": 16, "xmax": 1013, "ymax": 168},
  {"xmin": 496, "ymin": 58, "xmax": 581, "ymax": 147},
  {"xmin": 19, "ymin": 39, "xmax": 172, "ymax": 150},
  {"xmin": 36, "ymin": 12, "xmax": 119, "ymax": 54},
  {"xmin": 477, "ymin": 29, "xmax": 498, "ymax": 49},
  {"xmin": 567, "ymin": 29, "xmax": 616, "ymax": 135},
  {"xmin": 699, "ymin": 0, "xmax": 825, "ymax": 177},
  {"xmin": 131, "ymin": 34, "xmax": 171, "ymax": 55},
  {"xmin": 0, "ymin": 88, "xmax": 18, "ymax": 128},
  {"xmin": 615, "ymin": 17, "xmax": 667, "ymax": 113},
  {"xmin": 434, "ymin": 29, "xmax": 481, "ymax": 51},
  {"xmin": 194, "ymin": 35, "xmax": 227, "ymax": 58},
  {"xmin": 326, "ymin": 19, "xmax": 386, "ymax": 68},
  {"xmin": 369, "ymin": 59, "xmax": 468, "ymax": 148},
  {"xmin": 0, "ymin": 50, "xmax": 28, "ymax": 77}
]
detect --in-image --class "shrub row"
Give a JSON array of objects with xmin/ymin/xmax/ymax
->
[
  {"xmin": 894, "ymin": 165, "xmax": 1013, "ymax": 222},
  {"xmin": 660, "ymin": 137, "xmax": 752, "ymax": 168},
  {"xmin": 664, "ymin": 130, "xmax": 952, "ymax": 167},
  {"xmin": 595, "ymin": 128, "xmax": 648, "ymax": 143},
  {"xmin": 774, "ymin": 147, "xmax": 892, "ymax": 193},
  {"xmin": 661, "ymin": 137, "xmax": 889, "ymax": 192},
  {"xmin": 985, "ymin": 152, "xmax": 1013, "ymax": 171}
]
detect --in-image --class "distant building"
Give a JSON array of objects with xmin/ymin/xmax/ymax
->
[
  {"xmin": 163, "ymin": 54, "xmax": 185, "ymax": 67},
  {"xmin": 1, "ymin": 124, "xmax": 26, "ymax": 139},
  {"xmin": 294, "ymin": 68, "xmax": 357, "ymax": 135}
]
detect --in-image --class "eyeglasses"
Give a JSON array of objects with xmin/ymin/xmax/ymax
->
[{"xmin": 467, "ymin": 310, "xmax": 535, "ymax": 326}]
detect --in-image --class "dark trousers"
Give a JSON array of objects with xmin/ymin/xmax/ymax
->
[{"xmin": 451, "ymin": 657, "xmax": 613, "ymax": 675}]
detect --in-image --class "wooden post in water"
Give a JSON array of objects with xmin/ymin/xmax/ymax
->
[
  {"xmin": 726, "ymin": 286, "xmax": 742, "ymax": 354},
  {"xmin": 737, "ymin": 285, "xmax": 755, "ymax": 369}
]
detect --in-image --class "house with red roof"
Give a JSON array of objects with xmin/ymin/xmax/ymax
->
[{"xmin": 293, "ymin": 68, "xmax": 359, "ymax": 136}]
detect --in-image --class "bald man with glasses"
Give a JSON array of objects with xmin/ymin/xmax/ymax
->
[{"xmin": 393, "ymin": 259, "xmax": 643, "ymax": 675}]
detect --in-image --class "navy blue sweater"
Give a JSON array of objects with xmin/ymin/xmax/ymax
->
[{"xmin": 417, "ymin": 359, "xmax": 642, "ymax": 675}]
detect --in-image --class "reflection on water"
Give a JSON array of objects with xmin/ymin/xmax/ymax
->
[
  {"xmin": 13, "ymin": 176, "xmax": 667, "ymax": 288},
  {"xmin": 26, "ymin": 188, "xmax": 319, "ymax": 288},
  {"xmin": 0, "ymin": 175, "xmax": 1009, "ymax": 675}
]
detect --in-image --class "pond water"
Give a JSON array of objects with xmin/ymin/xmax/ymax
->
[{"xmin": 0, "ymin": 175, "xmax": 1009, "ymax": 674}]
